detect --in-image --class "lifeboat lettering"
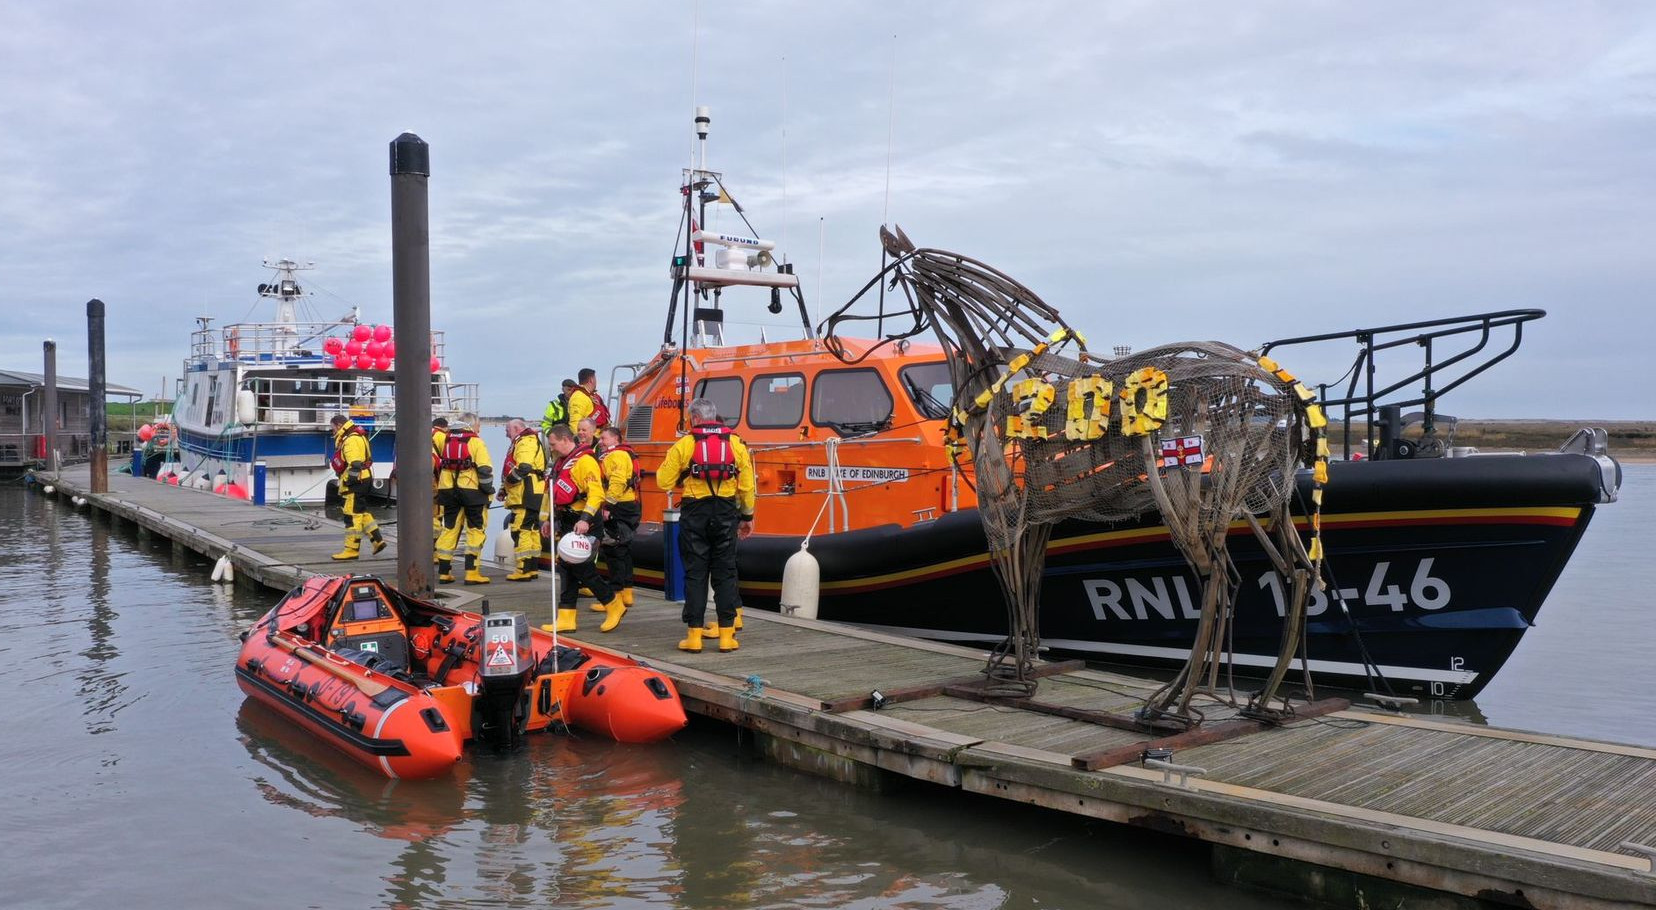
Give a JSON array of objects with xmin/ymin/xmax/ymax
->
[{"xmin": 805, "ymin": 465, "xmax": 909, "ymax": 483}]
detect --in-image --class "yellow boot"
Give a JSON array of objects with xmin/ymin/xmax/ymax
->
[
  {"xmin": 702, "ymin": 617, "xmax": 718, "ymax": 636},
  {"xmin": 589, "ymin": 597, "xmax": 608, "ymax": 612},
  {"xmin": 677, "ymin": 626, "xmax": 703, "ymax": 653},
  {"xmin": 464, "ymin": 567, "xmax": 490, "ymax": 585},
  {"xmin": 598, "ymin": 597, "xmax": 627, "ymax": 633},
  {"xmin": 621, "ymin": 587, "xmax": 634, "ymax": 607},
  {"xmin": 718, "ymin": 625, "xmax": 740, "ymax": 653},
  {"xmin": 734, "ymin": 607, "xmax": 743, "ymax": 630},
  {"xmin": 437, "ymin": 560, "xmax": 455, "ymax": 584},
  {"xmin": 331, "ymin": 546, "xmax": 360, "ymax": 560},
  {"xmin": 541, "ymin": 608, "xmax": 577, "ymax": 634},
  {"xmin": 505, "ymin": 558, "xmax": 537, "ymax": 582}
]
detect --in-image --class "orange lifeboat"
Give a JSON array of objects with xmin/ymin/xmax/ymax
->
[{"xmin": 235, "ymin": 574, "xmax": 686, "ymax": 779}]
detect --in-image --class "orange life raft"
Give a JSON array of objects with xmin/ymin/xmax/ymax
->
[{"xmin": 235, "ymin": 574, "xmax": 686, "ymax": 779}]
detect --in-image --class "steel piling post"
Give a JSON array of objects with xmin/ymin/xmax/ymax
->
[
  {"xmin": 42, "ymin": 340, "xmax": 58, "ymax": 474},
  {"xmin": 390, "ymin": 133, "xmax": 434, "ymax": 596},
  {"xmin": 87, "ymin": 299, "xmax": 107, "ymax": 492}
]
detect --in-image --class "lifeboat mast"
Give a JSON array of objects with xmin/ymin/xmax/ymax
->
[{"xmin": 662, "ymin": 106, "xmax": 811, "ymax": 428}]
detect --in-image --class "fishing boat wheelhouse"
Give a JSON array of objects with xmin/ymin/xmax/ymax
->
[{"xmin": 169, "ymin": 260, "xmax": 478, "ymax": 504}]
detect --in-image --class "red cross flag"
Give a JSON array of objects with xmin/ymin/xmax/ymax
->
[{"xmin": 1159, "ymin": 435, "xmax": 1205, "ymax": 468}]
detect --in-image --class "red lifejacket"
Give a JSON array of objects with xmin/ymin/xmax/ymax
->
[
  {"xmin": 573, "ymin": 387, "xmax": 611, "ymax": 428},
  {"xmin": 551, "ymin": 444, "xmax": 594, "ymax": 508},
  {"xmin": 330, "ymin": 425, "xmax": 371, "ymax": 475},
  {"xmin": 440, "ymin": 429, "xmax": 478, "ymax": 471},
  {"xmin": 688, "ymin": 424, "xmax": 738, "ymax": 484},
  {"xmin": 502, "ymin": 430, "xmax": 544, "ymax": 481}
]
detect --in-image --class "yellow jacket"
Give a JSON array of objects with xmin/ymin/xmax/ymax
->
[
  {"xmin": 567, "ymin": 386, "xmax": 595, "ymax": 431},
  {"xmin": 601, "ymin": 447, "xmax": 638, "ymax": 505},
  {"xmin": 437, "ymin": 430, "xmax": 492, "ymax": 491},
  {"xmin": 430, "ymin": 428, "xmax": 447, "ymax": 484},
  {"xmin": 333, "ymin": 421, "xmax": 373, "ymax": 483},
  {"xmin": 503, "ymin": 431, "xmax": 547, "ymax": 507},
  {"xmin": 656, "ymin": 426, "xmax": 756, "ymax": 518},
  {"xmin": 560, "ymin": 451, "xmax": 605, "ymax": 519}
]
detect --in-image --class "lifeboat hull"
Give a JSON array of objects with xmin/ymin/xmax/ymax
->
[
  {"xmin": 235, "ymin": 635, "xmax": 463, "ymax": 780},
  {"xmin": 562, "ymin": 663, "xmax": 688, "ymax": 743},
  {"xmin": 236, "ymin": 574, "xmax": 686, "ymax": 779}
]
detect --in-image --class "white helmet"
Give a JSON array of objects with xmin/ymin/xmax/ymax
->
[{"xmin": 556, "ymin": 534, "xmax": 595, "ymax": 564}]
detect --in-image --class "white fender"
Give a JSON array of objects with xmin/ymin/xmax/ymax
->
[
  {"xmin": 211, "ymin": 553, "xmax": 235, "ymax": 583},
  {"xmin": 494, "ymin": 526, "xmax": 515, "ymax": 561},
  {"xmin": 235, "ymin": 389, "xmax": 257, "ymax": 425},
  {"xmin": 780, "ymin": 543, "xmax": 820, "ymax": 620}
]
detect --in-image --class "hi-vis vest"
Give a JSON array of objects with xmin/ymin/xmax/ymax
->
[
  {"xmin": 330, "ymin": 425, "xmax": 371, "ymax": 475},
  {"xmin": 551, "ymin": 444, "xmax": 595, "ymax": 508},
  {"xmin": 440, "ymin": 430, "xmax": 478, "ymax": 471}
]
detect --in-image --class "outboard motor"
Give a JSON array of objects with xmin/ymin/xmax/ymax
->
[{"xmin": 476, "ymin": 611, "xmax": 534, "ymax": 751}]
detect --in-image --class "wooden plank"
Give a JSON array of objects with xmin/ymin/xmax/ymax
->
[
  {"xmin": 821, "ymin": 660, "xmax": 1086, "ymax": 713},
  {"xmin": 940, "ymin": 685, "xmax": 1169, "ymax": 734},
  {"xmin": 1335, "ymin": 709, "xmax": 1656, "ymax": 761},
  {"xmin": 1072, "ymin": 697, "xmax": 1351, "ymax": 771}
]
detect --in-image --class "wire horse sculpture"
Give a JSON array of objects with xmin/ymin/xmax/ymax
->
[{"xmin": 823, "ymin": 227, "xmax": 1331, "ymax": 722}]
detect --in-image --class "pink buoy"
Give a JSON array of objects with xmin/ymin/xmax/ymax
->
[
  {"xmin": 137, "ymin": 424, "xmax": 155, "ymax": 443},
  {"xmin": 323, "ymin": 337, "xmax": 343, "ymax": 356},
  {"xmin": 355, "ymin": 353, "xmax": 374, "ymax": 370},
  {"xmin": 373, "ymin": 324, "xmax": 392, "ymax": 343},
  {"xmin": 367, "ymin": 340, "xmax": 386, "ymax": 359},
  {"xmin": 352, "ymin": 324, "xmax": 372, "ymax": 342},
  {"xmin": 165, "ymin": 474, "xmax": 181, "ymax": 486},
  {"xmin": 383, "ymin": 339, "xmax": 396, "ymax": 358},
  {"xmin": 429, "ymin": 356, "xmax": 442, "ymax": 373},
  {"xmin": 333, "ymin": 353, "xmax": 353, "ymax": 370},
  {"xmin": 224, "ymin": 483, "xmax": 249, "ymax": 500},
  {"xmin": 345, "ymin": 339, "xmax": 363, "ymax": 357},
  {"xmin": 373, "ymin": 357, "xmax": 392, "ymax": 371}
]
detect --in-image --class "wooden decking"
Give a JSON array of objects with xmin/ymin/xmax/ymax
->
[{"xmin": 42, "ymin": 465, "xmax": 1656, "ymax": 909}]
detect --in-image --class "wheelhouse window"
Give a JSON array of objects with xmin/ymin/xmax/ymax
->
[
  {"xmin": 811, "ymin": 368, "xmax": 893, "ymax": 433},
  {"xmin": 899, "ymin": 362, "xmax": 952, "ymax": 420},
  {"xmin": 747, "ymin": 373, "xmax": 806, "ymax": 429},
  {"xmin": 692, "ymin": 377, "xmax": 743, "ymax": 428}
]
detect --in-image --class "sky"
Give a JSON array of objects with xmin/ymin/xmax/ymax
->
[{"xmin": 3, "ymin": 1, "xmax": 1651, "ymax": 420}]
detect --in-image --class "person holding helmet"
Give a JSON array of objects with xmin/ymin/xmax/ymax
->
[
  {"xmin": 567, "ymin": 368, "xmax": 611, "ymax": 431},
  {"xmin": 435, "ymin": 412, "xmax": 493, "ymax": 585},
  {"xmin": 328, "ymin": 414, "xmax": 386, "ymax": 560},
  {"xmin": 656, "ymin": 397, "xmax": 755, "ymax": 653},
  {"xmin": 500, "ymin": 418, "xmax": 546, "ymax": 581},
  {"xmin": 543, "ymin": 424, "xmax": 625, "ymax": 634},
  {"xmin": 595, "ymin": 425, "xmax": 642, "ymax": 611}
]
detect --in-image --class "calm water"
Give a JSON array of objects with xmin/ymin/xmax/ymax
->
[{"xmin": 1, "ymin": 464, "xmax": 1650, "ymax": 909}]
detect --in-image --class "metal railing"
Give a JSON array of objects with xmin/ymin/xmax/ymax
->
[
  {"xmin": 1261, "ymin": 309, "xmax": 1545, "ymax": 460},
  {"xmin": 190, "ymin": 321, "xmax": 459, "ymax": 366},
  {"xmin": 241, "ymin": 374, "xmax": 479, "ymax": 431}
]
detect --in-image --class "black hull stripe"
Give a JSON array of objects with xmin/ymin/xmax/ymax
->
[{"xmin": 235, "ymin": 666, "xmax": 411, "ymax": 757}]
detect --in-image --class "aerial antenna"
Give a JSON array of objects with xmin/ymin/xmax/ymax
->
[
  {"xmin": 780, "ymin": 55, "xmax": 789, "ymax": 264},
  {"xmin": 688, "ymin": 0, "xmax": 702, "ymax": 169},
  {"xmin": 882, "ymin": 33, "xmax": 898, "ymax": 226},
  {"xmin": 816, "ymin": 217, "xmax": 825, "ymax": 329}
]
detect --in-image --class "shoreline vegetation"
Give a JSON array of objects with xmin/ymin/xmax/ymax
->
[{"xmin": 104, "ymin": 403, "xmax": 1656, "ymax": 462}]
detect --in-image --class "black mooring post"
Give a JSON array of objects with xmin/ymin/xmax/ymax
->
[
  {"xmin": 87, "ymin": 299, "xmax": 108, "ymax": 492},
  {"xmin": 391, "ymin": 133, "xmax": 434, "ymax": 596},
  {"xmin": 42, "ymin": 339, "xmax": 58, "ymax": 474}
]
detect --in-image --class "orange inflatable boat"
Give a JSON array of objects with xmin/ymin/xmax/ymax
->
[{"xmin": 235, "ymin": 574, "xmax": 687, "ymax": 779}]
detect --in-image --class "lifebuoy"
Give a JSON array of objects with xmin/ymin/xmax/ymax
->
[{"xmin": 226, "ymin": 329, "xmax": 240, "ymax": 357}]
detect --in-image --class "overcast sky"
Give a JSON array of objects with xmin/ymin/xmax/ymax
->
[{"xmin": 4, "ymin": 2, "xmax": 1651, "ymax": 420}]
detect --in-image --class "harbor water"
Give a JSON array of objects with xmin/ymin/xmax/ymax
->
[{"xmin": 2, "ymin": 464, "xmax": 1651, "ymax": 908}]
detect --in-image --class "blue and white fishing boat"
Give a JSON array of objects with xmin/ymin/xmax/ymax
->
[{"xmin": 168, "ymin": 260, "xmax": 478, "ymax": 505}]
